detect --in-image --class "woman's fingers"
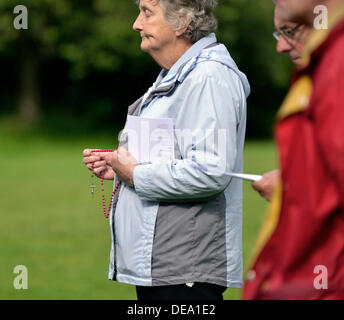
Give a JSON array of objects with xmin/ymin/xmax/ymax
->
[
  {"xmin": 93, "ymin": 166, "xmax": 108, "ymax": 176},
  {"xmin": 83, "ymin": 150, "xmax": 114, "ymax": 179},
  {"xmin": 87, "ymin": 160, "xmax": 107, "ymax": 169},
  {"xmin": 93, "ymin": 160, "xmax": 107, "ymax": 167},
  {"xmin": 83, "ymin": 149, "xmax": 91, "ymax": 156},
  {"xmin": 83, "ymin": 156, "xmax": 101, "ymax": 165}
]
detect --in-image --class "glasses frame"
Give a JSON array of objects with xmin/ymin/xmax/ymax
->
[{"xmin": 273, "ymin": 23, "xmax": 303, "ymax": 41}]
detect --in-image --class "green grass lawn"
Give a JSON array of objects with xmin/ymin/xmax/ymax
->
[{"xmin": 0, "ymin": 127, "xmax": 277, "ymax": 300}]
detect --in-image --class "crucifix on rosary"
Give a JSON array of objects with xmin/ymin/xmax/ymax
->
[
  {"xmin": 89, "ymin": 180, "xmax": 96, "ymax": 198},
  {"xmin": 89, "ymin": 162, "xmax": 96, "ymax": 198}
]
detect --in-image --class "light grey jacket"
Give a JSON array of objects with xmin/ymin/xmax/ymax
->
[{"xmin": 108, "ymin": 33, "xmax": 250, "ymax": 288}]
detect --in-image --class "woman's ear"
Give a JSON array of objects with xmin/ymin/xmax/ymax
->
[
  {"xmin": 175, "ymin": 14, "xmax": 189, "ymax": 37},
  {"xmin": 176, "ymin": 26, "xmax": 188, "ymax": 37}
]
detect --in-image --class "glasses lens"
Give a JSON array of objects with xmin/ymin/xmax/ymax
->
[
  {"xmin": 282, "ymin": 24, "xmax": 302, "ymax": 39},
  {"xmin": 284, "ymin": 29, "xmax": 293, "ymax": 38},
  {"xmin": 273, "ymin": 31, "xmax": 280, "ymax": 41}
]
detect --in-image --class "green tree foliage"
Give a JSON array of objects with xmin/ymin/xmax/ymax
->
[
  {"xmin": 0, "ymin": 0, "xmax": 294, "ymax": 137},
  {"xmin": 0, "ymin": 0, "xmax": 146, "ymax": 125}
]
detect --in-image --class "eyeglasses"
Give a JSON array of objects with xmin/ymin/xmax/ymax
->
[{"xmin": 273, "ymin": 24, "xmax": 303, "ymax": 41}]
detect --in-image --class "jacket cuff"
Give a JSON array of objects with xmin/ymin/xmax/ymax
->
[{"xmin": 133, "ymin": 164, "xmax": 153, "ymax": 201}]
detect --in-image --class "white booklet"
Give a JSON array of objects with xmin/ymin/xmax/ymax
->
[{"xmin": 127, "ymin": 115, "xmax": 175, "ymax": 163}]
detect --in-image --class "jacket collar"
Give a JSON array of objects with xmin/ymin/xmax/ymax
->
[
  {"xmin": 153, "ymin": 33, "xmax": 217, "ymax": 88},
  {"xmin": 168, "ymin": 33, "xmax": 217, "ymax": 77}
]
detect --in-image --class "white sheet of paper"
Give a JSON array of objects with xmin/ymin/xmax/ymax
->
[
  {"xmin": 223, "ymin": 172, "xmax": 262, "ymax": 182},
  {"xmin": 189, "ymin": 162, "xmax": 262, "ymax": 182},
  {"xmin": 127, "ymin": 115, "xmax": 175, "ymax": 163}
]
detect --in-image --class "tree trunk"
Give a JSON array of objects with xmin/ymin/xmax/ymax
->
[{"xmin": 17, "ymin": 33, "xmax": 41, "ymax": 125}]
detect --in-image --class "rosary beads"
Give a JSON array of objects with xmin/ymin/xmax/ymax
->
[{"xmin": 89, "ymin": 149, "xmax": 120, "ymax": 219}]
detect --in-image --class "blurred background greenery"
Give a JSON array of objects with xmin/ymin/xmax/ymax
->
[
  {"xmin": 0, "ymin": 0, "xmax": 293, "ymax": 137},
  {"xmin": 0, "ymin": 0, "xmax": 290, "ymax": 300}
]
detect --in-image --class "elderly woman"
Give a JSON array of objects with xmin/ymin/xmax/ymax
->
[{"xmin": 83, "ymin": 0, "xmax": 250, "ymax": 300}]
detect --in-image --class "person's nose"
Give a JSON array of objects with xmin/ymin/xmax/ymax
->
[
  {"xmin": 133, "ymin": 12, "xmax": 143, "ymax": 32},
  {"xmin": 276, "ymin": 36, "xmax": 293, "ymax": 54}
]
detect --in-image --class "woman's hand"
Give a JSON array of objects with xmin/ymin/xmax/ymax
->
[
  {"xmin": 108, "ymin": 147, "xmax": 138, "ymax": 187},
  {"xmin": 83, "ymin": 149, "xmax": 115, "ymax": 180}
]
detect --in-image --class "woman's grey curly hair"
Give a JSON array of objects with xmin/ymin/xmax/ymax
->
[{"xmin": 136, "ymin": 0, "xmax": 218, "ymax": 43}]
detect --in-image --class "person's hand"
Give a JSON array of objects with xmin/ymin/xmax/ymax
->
[
  {"xmin": 108, "ymin": 147, "xmax": 138, "ymax": 187},
  {"xmin": 252, "ymin": 169, "xmax": 281, "ymax": 202},
  {"xmin": 83, "ymin": 149, "xmax": 115, "ymax": 180}
]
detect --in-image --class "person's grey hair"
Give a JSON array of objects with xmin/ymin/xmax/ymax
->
[{"xmin": 136, "ymin": 0, "xmax": 218, "ymax": 43}]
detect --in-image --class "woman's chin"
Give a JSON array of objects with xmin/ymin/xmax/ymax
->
[{"xmin": 140, "ymin": 39, "xmax": 150, "ymax": 52}]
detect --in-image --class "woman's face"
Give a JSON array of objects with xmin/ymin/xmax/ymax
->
[{"xmin": 133, "ymin": 0, "xmax": 178, "ymax": 55}]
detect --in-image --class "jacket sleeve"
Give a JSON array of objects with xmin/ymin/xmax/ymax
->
[{"xmin": 133, "ymin": 63, "xmax": 246, "ymax": 202}]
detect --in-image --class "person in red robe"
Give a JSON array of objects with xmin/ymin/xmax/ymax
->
[
  {"xmin": 252, "ymin": 7, "xmax": 311, "ymax": 202},
  {"xmin": 243, "ymin": 0, "xmax": 344, "ymax": 299}
]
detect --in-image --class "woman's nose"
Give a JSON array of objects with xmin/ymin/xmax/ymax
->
[{"xmin": 133, "ymin": 13, "xmax": 143, "ymax": 31}]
